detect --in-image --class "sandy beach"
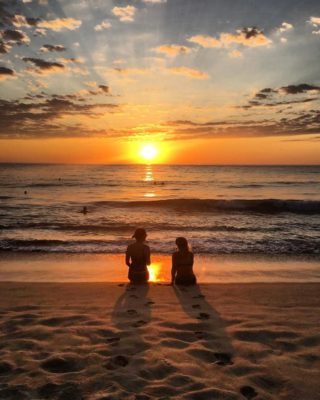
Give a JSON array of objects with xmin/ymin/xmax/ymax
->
[{"xmin": 0, "ymin": 282, "xmax": 319, "ymax": 400}]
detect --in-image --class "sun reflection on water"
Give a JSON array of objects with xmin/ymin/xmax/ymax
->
[
  {"xmin": 144, "ymin": 165, "xmax": 154, "ymax": 182},
  {"xmin": 148, "ymin": 262, "xmax": 165, "ymax": 282},
  {"xmin": 143, "ymin": 164, "xmax": 157, "ymax": 198}
]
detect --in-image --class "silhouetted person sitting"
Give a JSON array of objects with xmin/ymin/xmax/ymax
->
[
  {"xmin": 171, "ymin": 237, "xmax": 196, "ymax": 286},
  {"xmin": 126, "ymin": 228, "xmax": 150, "ymax": 284}
]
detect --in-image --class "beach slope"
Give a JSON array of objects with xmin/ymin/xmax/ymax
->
[{"xmin": 0, "ymin": 282, "xmax": 319, "ymax": 400}]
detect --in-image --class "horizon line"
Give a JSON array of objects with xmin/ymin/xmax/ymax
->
[{"xmin": 0, "ymin": 162, "xmax": 320, "ymax": 167}]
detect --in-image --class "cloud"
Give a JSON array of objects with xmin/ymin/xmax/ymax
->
[
  {"xmin": 188, "ymin": 35, "xmax": 221, "ymax": 48},
  {"xmin": 112, "ymin": 6, "xmax": 136, "ymax": 22},
  {"xmin": 142, "ymin": 0, "xmax": 166, "ymax": 3},
  {"xmin": 98, "ymin": 84, "xmax": 109, "ymax": 93},
  {"xmin": 1, "ymin": 29, "xmax": 30, "ymax": 44},
  {"xmin": 168, "ymin": 67, "xmax": 209, "ymax": 79},
  {"xmin": 308, "ymin": 16, "xmax": 320, "ymax": 34},
  {"xmin": 40, "ymin": 44, "xmax": 66, "ymax": 52},
  {"xmin": 37, "ymin": 18, "xmax": 82, "ymax": 31},
  {"xmin": 240, "ymin": 83, "xmax": 320, "ymax": 110},
  {"xmin": 221, "ymin": 27, "xmax": 271, "ymax": 47},
  {"xmin": 58, "ymin": 57, "xmax": 84, "ymax": 64},
  {"xmin": 0, "ymin": 40, "xmax": 11, "ymax": 54},
  {"xmin": 278, "ymin": 22, "xmax": 293, "ymax": 33},
  {"xmin": 10, "ymin": 14, "xmax": 40, "ymax": 28},
  {"xmin": 154, "ymin": 44, "xmax": 192, "ymax": 57},
  {"xmin": 188, "ymin": 27, "xmax": 271, "ymax": 51},
  {"xmin": 94, "ymin": 20, "xmax": 112, "ymax": 31},
  {"xmin": 142, "ymin": 0, "xmax": 167, "ymax": 3},
  {"xmin": 229, "ymin": 49, "xmax": 243, "ymax": 58},
  {"xmin": 280, "ymin": 83, "xmax": 320, "ymax": 95},
  {"xmin": 164, "ymin": 108, "xmax": 320, "ymax": 140},
  {"xmin": 111, "ymin": 67, "xmax": 148, "ymax": 75},
  {"xmin": 23, "ymin": 57, "xmax": 65, "ymax": 74},
  {"xmin": 309, "ymin": 16, "xmax": 320, "ymax": 26},
  {"xmin": 0, "ymin": 94, "xmax": 119, "ymax": 139},
  {"xmin": 0, "ymin": 66, "xmax": 16, "ymax": 80},
  {"xmin": 12, "ymin": 15, "xmax": 29, "ymax": 28}
]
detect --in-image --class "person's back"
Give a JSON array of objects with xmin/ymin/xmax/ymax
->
[
  {"xmin": 171, "ymin": 237, "xmax": 196, "ymax": 286},
  {"xmin": 126, "ymin": 228, "xmax": 150, "ymax": 284}
]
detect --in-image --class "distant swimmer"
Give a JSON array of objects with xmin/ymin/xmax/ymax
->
[
  {"xmin": 80, "ymin": 206, "xmax": 88, "ymax": 214},
  {"xmin": 24, "ymin": 190, "xmax": 27, "ymax": 195}
]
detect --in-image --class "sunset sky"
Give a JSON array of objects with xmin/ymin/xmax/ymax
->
[{"xmin": 0, "ymin": 0, "xmax": 319, "ymax": 164}]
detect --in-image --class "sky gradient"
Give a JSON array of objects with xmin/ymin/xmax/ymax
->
[{"xmin": 0, "ymin": 0, "xmax": 319, "ymax": 164}]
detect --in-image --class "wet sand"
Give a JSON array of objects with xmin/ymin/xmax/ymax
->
[
  {"xmin": 0, "ymin": 282, "xmax": 319, "ymax": 399},
  {"xmin": 0, "ymin": 252, "xmax": 320, "ymax": 283}
]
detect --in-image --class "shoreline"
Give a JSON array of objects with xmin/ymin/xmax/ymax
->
[{"xmin": 1, "ymin": 251, "xmax": 320, "ymax": 283}]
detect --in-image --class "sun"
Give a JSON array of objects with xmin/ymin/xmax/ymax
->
[{"xmin": 139, "ymin": 144, "xmax": 158, "ymax": 162}]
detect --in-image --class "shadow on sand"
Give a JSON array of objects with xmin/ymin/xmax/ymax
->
[
  {"xmin": 109, "ymin": 283, "xmax": 152, "ymax": 394},
  {"xmin": 173, "ymin": 284, "xmax": 235, "ymax": 366}
]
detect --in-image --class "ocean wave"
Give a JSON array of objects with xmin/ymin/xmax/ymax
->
[
  {"xmin": 0, "ymin": 222, "xmax": 284, "ymax": 233},
  {"xmin": 1, "ymin": 237, "xmax": 319, "ymax": 254},
  {"xmin": 92, "ymin": 199, "xmax": 320, "ymax": 214}
]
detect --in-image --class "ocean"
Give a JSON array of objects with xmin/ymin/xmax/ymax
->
[{"xmin": 0, "ymin": 164, "xmax": 319, "ymax": 256}]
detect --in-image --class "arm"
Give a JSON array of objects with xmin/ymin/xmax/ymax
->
[
  {"xmin": 125, "ymin": 247, "xmax": 131, "ymax": 267},
  {"xmin": 145, "ymin": 246, "xmax": 151, "ymax": 266},
  {"xmin": 171, "ymin": 254, "xmax": 177, "ymax": 285}
]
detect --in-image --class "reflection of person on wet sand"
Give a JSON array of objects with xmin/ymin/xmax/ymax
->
[
  {"xmin": 126, "ymin": 228, "xmax": 150, "ymax": 284},
  {"xmin": 171, "ymin": 237, "xmax": 196, "ymax": 286}
]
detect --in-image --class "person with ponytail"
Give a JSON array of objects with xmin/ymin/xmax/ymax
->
[{"xmin": 171, "ymin": 237, "xmax": 196, "ymax": 286}]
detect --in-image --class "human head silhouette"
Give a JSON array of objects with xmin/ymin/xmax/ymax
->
[
  {"xmin": 132, "ymin": 228, "xmax": 147, "ymax": 242},
  {"xmin": 175, "ymin": 236, "xmax": 189, "ymax": 251}
]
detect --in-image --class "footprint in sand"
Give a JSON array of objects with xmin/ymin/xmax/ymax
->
[
  {"xmin": 192, "ymin": 304, "xmax": 201, "ymax": 309},
  {"xmin": 127, "ymin": 309, "xmax": 138, "ymax": 316},
  {"xmin": 132, "ymin": 320, "xmax": 147, "ymax": 328},
  {"xmin": 40, "ymin": 356, "xmax": 84, "ymax": 374},
  {"xmin": 0, "ymin": 361, "xmax": 14, "ymax": 375},
  {"xmin": 145, "ymin": 301, "xmax": 155, "ymax": 306},
  {"xmin": 194, "ymin": 331, "xmax": 205, "ymax": 340},
  {"xmin": 193, "ymin": 294, "xmax": 205, "ymax": 299},
  {"xmin": 197, "ymin": 312, "xmax": 210, "ymax": 320},
  {"xmin": 105, "ymin": 355, "xmax": 129, "ymax": 370},
  {"xmin": 213, "ymin": 353, "xmax": 233, "ymax": 366},
  {"xmin": 126, "ymin": 286, "xmax": 137, "ymax": 292},
  {"xmin": 107, "ymin": 337, "xmax": 120, "ymax": 344},
  {"xmin": 129, "ymin": 294, "xmax": 139, "ymax": 299},
  {"xmin": 118, "ymin": 283, "xmax": 125, "ymax": 287},
  {"xmin": 240, "ymin": 385, "xmax": 258, "ymax": 399}
]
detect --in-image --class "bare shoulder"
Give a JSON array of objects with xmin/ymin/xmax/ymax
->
[
  {"xmin": 126, "ymin": 242, "xmax": 135, "ymax": 252},
  {"xmin": 143, "ymin": 244, "xmax": 150, "ymax": 251}
]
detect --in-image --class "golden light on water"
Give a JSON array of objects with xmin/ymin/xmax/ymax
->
[{"xmin": 148, "ymin": 262, "xmax": 165, "ymax": 282}]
